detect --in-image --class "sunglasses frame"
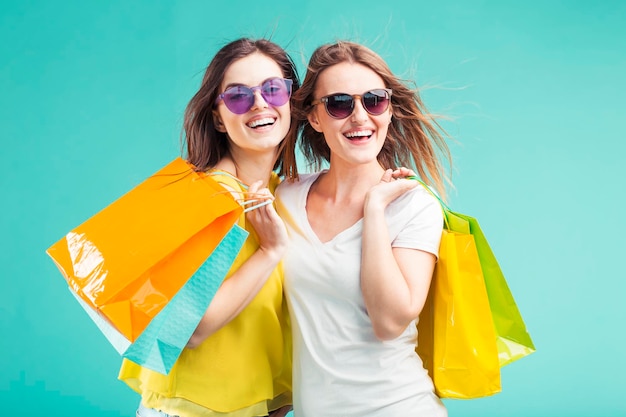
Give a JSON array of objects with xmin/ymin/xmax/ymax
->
[
  {"xmin": 215, "ymin": 78, "xmax": 293, "ymax": 115},
  {"xmin": 311, "ymin": 88, "xmax": 393, "ymax": 119}
]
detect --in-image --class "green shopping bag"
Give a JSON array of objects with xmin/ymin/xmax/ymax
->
[
  {"xmin": 451, "ymin": 211, "xmax": 536, "ymax": 366},
  {"xmin": 413, "ymin": 177, "xmax": 535, "ymax": 397}
]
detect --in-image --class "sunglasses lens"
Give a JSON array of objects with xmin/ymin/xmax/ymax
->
[
  {"xmin": 221, "ymin": 78, "xmax": 292, "ymax": 114},
  {"xmin": 325, "ymin": 94, "xmax": 354, "ymax": 119},
  {"xmin": 362, "ymin": 89, "xmax": 390, "ymax": 115},
  {"xmin": 261, "ymin": 78, "xmax": 292, "ymax": 107},
  {"xmin": 222, "ymin": 86, "xmax": 254, "ymax": 114},
  {"xmin": 322, "ymin": 90, "xmax": 390, "ymax": 119}
]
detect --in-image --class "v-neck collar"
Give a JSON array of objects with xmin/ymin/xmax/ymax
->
[{"xmin": 298, "ymin": 172, "xmax": 364, "ymax": 246}]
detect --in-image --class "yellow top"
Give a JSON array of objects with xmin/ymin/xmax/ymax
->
[{"xmin": 118, "ymin": 171, "xmax": 292, "ymax": 417}]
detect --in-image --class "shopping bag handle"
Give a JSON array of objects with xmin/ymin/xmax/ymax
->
[
  {"xmin": 207, "ymin": 171, "xmax": 274, "ymax": 213},
  {"xmin": 406, "ymin": 175, "xmax": 452, "ymax": 230},
  {"xmin": 241, "ymin": 198, "xmax": 273, "ymax": 213}
]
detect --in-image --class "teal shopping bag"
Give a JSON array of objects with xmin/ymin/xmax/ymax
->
[{"xmin": 75, "ymin": 224, "xmax": 248, "ymax": 374}]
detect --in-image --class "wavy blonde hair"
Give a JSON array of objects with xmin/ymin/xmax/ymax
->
[{"xmin": 282, "ymin": 41, "xmax": 451, "ymax": 198}]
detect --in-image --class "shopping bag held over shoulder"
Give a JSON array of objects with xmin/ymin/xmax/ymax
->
[
  {"xmin": 412, "ymin": 178, "xmax": 535, "ymax": 399},
  {"xmin": 46, "ymin": 158, "xmax": 243, "ymax": 342}
]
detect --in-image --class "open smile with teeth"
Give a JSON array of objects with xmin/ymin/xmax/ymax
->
[
  {"xmin": 247, "ymin": 117, "xmax": 276, "ymax": 128},
  {"xmin": 344, "ymin": 130, "xmax": 373, "ymax": 140}
]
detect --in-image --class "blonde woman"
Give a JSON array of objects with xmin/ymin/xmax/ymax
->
[{"xmin": 277, "ymin": 41, "xmax": 450, "ymax": 416}]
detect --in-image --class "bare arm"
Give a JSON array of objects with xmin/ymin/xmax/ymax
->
[
  {"xmin": 187, "ymin": 181, "xmax": 287, "ymax": 348},
  {"xmin": 361, "ymin": 168, "xmax": 437, "ymax": 341}
]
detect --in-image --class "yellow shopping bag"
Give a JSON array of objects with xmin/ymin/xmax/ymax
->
[
  {"xmin": 416, "ymin": 227, "xmax": 501, "ymax": 399},
  {"xmin": 46, "ymin": 158, "xmax": 243, "ymax": 342},
  {"xmin": 414, "ymin": 178, "xmax": 535, "ymax": 399}
]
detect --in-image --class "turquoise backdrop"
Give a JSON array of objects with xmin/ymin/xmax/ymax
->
[{"xmin": 2, "ymin": 1, "xmax": 625, "ymax": 416}]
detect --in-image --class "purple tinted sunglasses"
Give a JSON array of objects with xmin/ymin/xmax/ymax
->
[{"xmin": 215, "ymin": 78, "xmax": 293, "ymax": 115}]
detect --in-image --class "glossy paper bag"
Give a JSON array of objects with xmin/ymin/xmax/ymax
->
[
  {"xmin": 70, "ymin": 225, "xmax": 247, "ymax": 375},
  {"xmin": 453, "ymin": 212, "xmax": 536, "ymax": 366},
  {"xmin": 46, "ymin": 158, "xmax": 243, "ymax": 342},
  {"xmin": 414, "ymin": 178, "xmax": 535, "ymax": 398},
  {"xmin": 417, "ymin": 227, "xmax": 502, "ymax": 399},
  {"xmin": 123, "ymin": 224, "xmax": 248, "ymax": 374}
]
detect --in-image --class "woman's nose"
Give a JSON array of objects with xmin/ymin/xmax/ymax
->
[
  {"xmin": 250, "ymin": 90, "xmax": 269, "ymax": 111},
  {"xmin": 350, "ymin": 98, "xmax": 368, "ymax": 123}
]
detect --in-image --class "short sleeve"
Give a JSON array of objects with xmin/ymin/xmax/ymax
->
[{"xmin": 390, "ymin": 186, "xmax": 444, "ymax": 258}]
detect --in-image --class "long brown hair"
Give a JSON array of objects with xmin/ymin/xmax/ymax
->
[
  {"xmin": 283, "ymin": 41, "xmax": 451, "ymax": 198},
  {"xmin": 183, "ymin": 38, "xmax": 300, "ymax": 173}
]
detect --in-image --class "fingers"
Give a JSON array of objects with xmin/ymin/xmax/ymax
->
[
  {"xmin": 247, "ymin": 180, "xmax": 263, "ymax": 194},
  {"xmin": 379, "ymin": 167, "xmax": 419, "ymax": 195},
  {"xmin": 390, "ymin": 166, "xmax": 416, "ymax": 180},
  {"xmin": 244, "ymin": 192, "xmax": 288, "ymax": 259},
  {"xmin": 380, "ymin": 169, "xmax": 394, "ymax": 183},
  {"xmin": 247, "ymin": 180, "xmax": 272, "ymax": 203},
  {"xmin": 243, "ymin": 180, "xmax": 281, "ymax": 229},
  {"xmin": 381, "ymin": 167, "xmax": 417, "ymax": 183},
  {"xmin": 244, "ymin": 181, "xmax": 274, "ymax": 213},
  {"xmin": 388, "ymin": 176, "xmax": 418, "ymax": 195}
]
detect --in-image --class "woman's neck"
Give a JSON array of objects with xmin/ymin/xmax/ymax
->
[
  {"xmin": 315, "ymin": 160, "xmax": 385, "ymax": 203},
  {"xmin": 213, "ymin": 148, "xmax": 277, "ymax": 188}
]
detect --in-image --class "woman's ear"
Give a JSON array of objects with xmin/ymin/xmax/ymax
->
[
  {"xmin": 213, "ymin": 110, "xmax": 226, "ymax": 133},
  {"xmin": 307, "ymin": 110, "xmax": 323, "ymax": 133}
]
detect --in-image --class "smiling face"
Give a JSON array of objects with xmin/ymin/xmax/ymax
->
[
  {"xmin": 214, "ymin": 52, "xmax": 291, "ymax": 159},
  {"xmin": 308, "ymin": 62, "xmax": 392, "ymax": 171}
]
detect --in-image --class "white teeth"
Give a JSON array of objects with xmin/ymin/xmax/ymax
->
[
  {"xmin": 248, "ymin": 118, "xmax": 275, "ymax": 128},
  {"xmin": 345, "ymin": 130, "xmax": 373, "ymax": 138}
]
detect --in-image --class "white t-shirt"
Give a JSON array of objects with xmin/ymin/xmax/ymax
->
[{"xmin": 276, "ymin": 172, "xmax": 447, "ymax": 417}]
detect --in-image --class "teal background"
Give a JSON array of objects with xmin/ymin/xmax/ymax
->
[{"xmin": 1, "ymin": 1, "xmax": 625, "ymax": 416}]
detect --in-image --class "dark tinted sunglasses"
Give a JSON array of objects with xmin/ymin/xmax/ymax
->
[
  {"xmin": 311, "ymin": 88, "xmax": 392, "ymax": 119},
  {"xmin": 215, "ymin": 78, "xmax": 293, "ymax": 115}
]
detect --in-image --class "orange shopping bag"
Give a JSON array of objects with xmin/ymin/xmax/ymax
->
[{"xmin": 46, "ymin": 158, "xmax": 243, "ymax": 342}]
